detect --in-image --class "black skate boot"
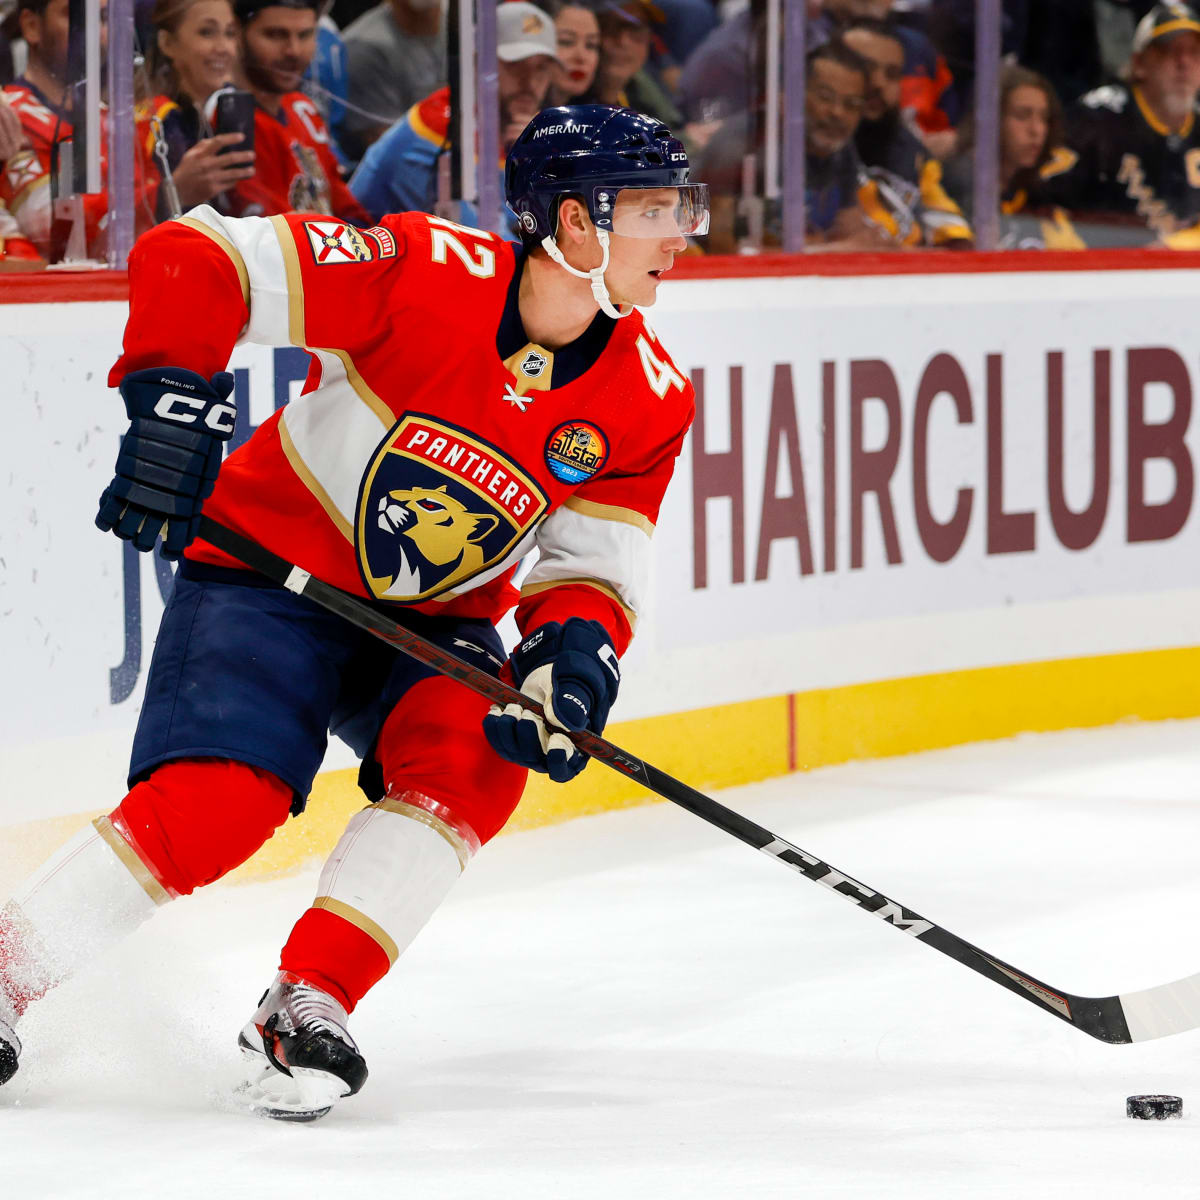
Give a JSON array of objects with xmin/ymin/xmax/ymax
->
[
  {"xmin": 235, "ymin": 971, "xmax": 367, "ymax": 1122},
  {"xmin": 0, "ymin": 1015, "xmax": 19, "ymax": 1086}
]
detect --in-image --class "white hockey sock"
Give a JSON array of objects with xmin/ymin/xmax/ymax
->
[
  {"xmin": 310, "ymin": 792, "xmax": 475, "ymax": 971},
  {"xmin": 0, "ymin": 816, "xmax": 169, "ymax": 1018}
]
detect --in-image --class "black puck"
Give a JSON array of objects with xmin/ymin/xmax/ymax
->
[{"xmin": 1126, "ymin": 1095, "xmax": 1182, "ymax": 1120}]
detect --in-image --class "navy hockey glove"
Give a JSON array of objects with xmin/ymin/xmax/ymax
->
[
  {"xmin": 95, "ymin": 367, "xmax": 237, "ymax": 559},
  {"xmin": 483, "ymin": 618, "xmax": 621, "ymax": 783}
]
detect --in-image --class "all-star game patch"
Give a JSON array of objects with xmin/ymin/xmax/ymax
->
[
  {"xmin": 303, "ymin": 220, "xmax": 397, "ymax": 265},
  {"xmin": 545, "ymin": 420, "xmax": 609, "ymax": 485}
]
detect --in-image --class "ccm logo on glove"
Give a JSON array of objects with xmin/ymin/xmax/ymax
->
[
  {"xmin": 153, "ymin": 391, "xmax": 237, "ymax": 434},
  {"xmin": 95, "ymin": 366, "xmax": 238, "ymax": 559}
]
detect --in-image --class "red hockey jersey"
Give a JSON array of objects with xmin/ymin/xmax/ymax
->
[
  {"xmin": 110, "ymin": 207, "xmax": 695, "ymax": 654},
  {"xmin": 1, "ymin": 78, "xmax": 160, "ymax": 259},
  {"xmin": 223, "ymin": 93, "xmax": 368, "ymax": 227}
]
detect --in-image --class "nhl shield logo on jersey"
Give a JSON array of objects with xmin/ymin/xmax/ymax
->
[
  {"xmin": 358, "ymin": 415, "xmax": 548, "ymax": 602},
  {"xmin": 520, "ymin": 350, "xmax": 548, "ymax": 379},
  {"xmin": 545, "ymin": 421, "xmax": 609, "ymax": 485}
]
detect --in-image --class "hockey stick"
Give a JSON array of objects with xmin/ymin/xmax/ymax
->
[{"xmin": 197, "ymin": 516, "xmax": 1200, "ymax": 1044}]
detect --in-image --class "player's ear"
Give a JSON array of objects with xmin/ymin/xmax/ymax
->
[{"xmin": 557, "ymin": 197, "xmax": 592, "ymax": 246}]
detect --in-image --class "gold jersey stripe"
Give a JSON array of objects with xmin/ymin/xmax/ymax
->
[
  {"xmin": 520, "ymin": 576, "xmax": 638, "ymax": 628},
  {"xmin": 177, "ymin": 215, "xmax": 251, "ymax": 307},
  {"xmin": 563, "ymin": 495, "xmax": 656, "ymax": 537},
  {"xmin": 277, "ymin": 414, "xmax": 355, "ymax": 541},
  {"xmin": 92, "ymin": 815, "xmax": 173, "ymax": 907},
  {"xmin": 270, "ymin": 214, "xmax": 306, "ymax": 348},
  {"xmin": 312, "ymin": 895, "xmax": 400, "ymax": 965},
  {"xmin": 324, "ymin": 346, "xmax": 398, "ymax": 430}
]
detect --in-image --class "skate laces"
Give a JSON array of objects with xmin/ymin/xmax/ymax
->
[{"xmin": 270, "ymin": 975, "xmax": 355, "ymax": 1046}]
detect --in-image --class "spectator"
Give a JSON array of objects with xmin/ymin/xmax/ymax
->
[
  {"xmin": 1042, "ymin": 1, "xmax": 1200, "ymax": 246},
  {"xmin": 677, "ymin": 0, "xmax": 829, "ymax": 129},
  {"xmin": 929, "ymin": 0, "xmax": 1101, "ymax": 123},
  {"xmin": 652, "ymin": 0, "xmax": 718, "ymax": 66},
  {"xmin": 592, "ymin": 0, "xmax": 686, "ymax": 138},
  {"xmin": 224, "ymin": 0, "xmax": 369, "ymax": 222},
  {"xmin": 2, "ymin": 0, "xmax": 163, "ymax": 260},
  {"xmin": 0, "ymin": 90, "xmax": 41, "ymax": 265},
  {"xmin": 141, "ymin": 0, "xmax": 257, "ymax": 217},
  {"xmin": 699, "ymin": 38, "xmax": 892, "ymax": 253},
  {"xmin": 843, "ymin": 19, "xmax": 971, "ymax": 246},
  {"xmin": 337, "ymin": 0, "xmax": 444, "ymax": 163},
  {"xmin": 546, "ymin": 0, "xmax": 601, "ymax": 106},
  {"xmin": 943, "ymin": 65, "xmax": 1083, "ymax": 250},
  {"xmin": 824, "ymin": 0, "xmax": 958, "ymax": 147},
  {"xmin": 349, "ymin": 0, "xmax": 558, "ymax": 223}
]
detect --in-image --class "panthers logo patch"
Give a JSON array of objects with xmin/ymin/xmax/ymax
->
[
  {"xmin": 357, "ymin": 415, "xmax": 548, "ymax": 602},
  {"xmin": 545, "ymin": 421, "xmax": 609, "ymax": 485}
]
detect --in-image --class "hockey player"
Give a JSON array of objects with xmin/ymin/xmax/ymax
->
[{"xmin": 0, "ymin": 104, "xmax": 706, "ymax": 1120}]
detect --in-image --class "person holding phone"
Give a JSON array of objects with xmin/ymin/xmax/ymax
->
[
  {"xmin": 141, "ymin": 0, "xmax": 259, "ymax": 216},
  {"xmin": 223, "ymin": 0, "xmax": 368, "ymax": 223}
]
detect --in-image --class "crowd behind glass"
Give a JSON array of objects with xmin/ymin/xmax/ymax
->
[{"xmin": 0, "ymin": 0, "xmax": 1196, "ymax": 266}]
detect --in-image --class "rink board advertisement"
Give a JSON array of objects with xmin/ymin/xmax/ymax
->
[{"xmin": 5, "ymin": 265, "xmax": 1200, "ymax": 872}]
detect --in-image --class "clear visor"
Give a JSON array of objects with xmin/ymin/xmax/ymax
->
[{"xmin": 605, "ymin": 184, "xmax": 710, "ymax": 238}]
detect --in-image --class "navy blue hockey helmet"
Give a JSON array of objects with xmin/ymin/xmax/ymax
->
[{"xmin": 505, "ymin": 105, "xmax": 709, "ymax": 245}]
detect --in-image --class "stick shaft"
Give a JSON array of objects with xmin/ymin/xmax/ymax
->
[{"xmin": 196, "ymin": 517, "xmax": 1139, "ymax": 1043}]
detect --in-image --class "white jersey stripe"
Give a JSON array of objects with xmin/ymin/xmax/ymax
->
[{"xmin": 522, "ymin": 504, "xmax": 651, "ymax": 621}]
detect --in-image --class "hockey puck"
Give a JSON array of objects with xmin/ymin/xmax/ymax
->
[{"xmin": 1126, "ymin": 1095, "xmax": 1182, "ymax": 1120}]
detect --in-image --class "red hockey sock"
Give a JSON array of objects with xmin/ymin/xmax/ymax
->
[
  {"xmin": 278, "ymin": 906, "xmax": 390, "ymax": 1014},
  {"xmin": 112, "ymin": 759, "xmax": 294, "ymax": 897}
]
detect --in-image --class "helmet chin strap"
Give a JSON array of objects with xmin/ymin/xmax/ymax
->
[{"xmin": 541, "ymin": 229, "xmax": 632, "ymax": 320}]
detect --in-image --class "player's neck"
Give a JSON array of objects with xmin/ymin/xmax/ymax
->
[{"xmin": 518, "ymin": 252, "xmax": 606, "ymax": 349}]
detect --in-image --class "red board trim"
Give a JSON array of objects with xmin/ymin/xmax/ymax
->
[
  {"xmin": 0, "ymin": 270, "xmax": 130, "ymax": 303},
  {"xmin": 3, "ymin": 247, "xmax": 1200, "ymax": 304}
]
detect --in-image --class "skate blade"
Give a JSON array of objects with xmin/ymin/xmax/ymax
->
[{"xmin": 234, "ymin": 1046, "xmax": 349, "ymax": 1123}]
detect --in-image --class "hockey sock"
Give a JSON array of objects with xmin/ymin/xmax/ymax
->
[
  {"xmin": 279, "ymin": 790, "xmax": 477, "ymax": 1013},
  {"xmin": 374, "ymin": 675, "xmax": 528, "ymax": 846},
  {"xmin": 113, "ymin": 759, "xmax": 294, "ymax": 896},
  {"xmin": 0, "ymin": 759, "xmax": 293, "ymax": 1018},
  {"xmin": 0, "ymin": 817, "xmax": 165, "ymax": 1017}
]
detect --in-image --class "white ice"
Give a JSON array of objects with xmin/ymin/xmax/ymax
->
[{"xmin": 6, "ymin": 718, "xmax": 1200, "ymax": 1199}]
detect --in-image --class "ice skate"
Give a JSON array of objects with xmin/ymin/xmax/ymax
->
[
  {"xmin": 0, "ymin": 1013, "xmax": 20, "ymax": 1087},
  {"xmin": 234, "ymin": 971, "xmax": 367, "ymax": 1122}
]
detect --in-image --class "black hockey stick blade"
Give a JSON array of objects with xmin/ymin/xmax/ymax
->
[{"xmin": 196, "ymin": 516, "xmax": 1200, "ymax": 1044}]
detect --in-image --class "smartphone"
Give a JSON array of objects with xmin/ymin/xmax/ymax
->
[{"xmin": 213, "ymin": 89, "xmax": 257, "ymax": 156}]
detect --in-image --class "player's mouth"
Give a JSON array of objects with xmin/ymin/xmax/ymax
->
[{"xmin": 569, "ymin": 69, "xmax": 589, "ymax": 82}]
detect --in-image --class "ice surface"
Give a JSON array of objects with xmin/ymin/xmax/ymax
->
[{"xmin": 6, "ymin": 719, "xmax": 1200, "ymax": 1198}]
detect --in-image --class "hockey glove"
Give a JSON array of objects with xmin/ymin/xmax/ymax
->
[
  {"xmin": 483, "ymin": 618, "xmax": 621, "ymax": 783},
  {"xmin": 95, "ymin": 367, "xmax": 237, "ymax": 559}
]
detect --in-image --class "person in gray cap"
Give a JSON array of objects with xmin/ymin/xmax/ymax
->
[
  {"xmin": 1041, "ymin": 1, "xmax": 1200, "ymax": 245},
  {"xmin": 349, "ymin": 0, "xmax": 560, "ymax": 222}
]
